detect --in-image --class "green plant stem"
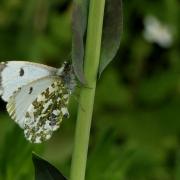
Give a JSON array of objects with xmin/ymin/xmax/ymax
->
[{"xmin": 70, "ymin": 0, "xmax": 105, "ymax": 180}]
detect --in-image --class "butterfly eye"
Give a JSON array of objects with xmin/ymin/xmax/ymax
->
[
  {"xmin": 63, "ymin": 61, "xmax": 68, "ymax": 65},
  {"xmin": 63, "ymin": 61, "xmax": 71, "ymax": 70}
]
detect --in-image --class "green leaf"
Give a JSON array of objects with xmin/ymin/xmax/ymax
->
[
  {"xmin": 99, "ymin": 0, "xmax": 123, "ymax": 77},
  {"xmin": 32, "ymin": 153, "xmax": 67, "ymax": 180},
  {"xmin": 71, "ymin": 0, "xmax": 89, "ymax": 84}
]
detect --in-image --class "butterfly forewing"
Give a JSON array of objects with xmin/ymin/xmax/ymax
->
[
  {"xmin": 0, "ymin": 61, "xmax": 57, "ymax": 101},
  {"xmin": 24, "ymin": 80, "xmax": 70, "ymax": 143}
]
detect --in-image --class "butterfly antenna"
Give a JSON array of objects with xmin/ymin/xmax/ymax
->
[{"xmin": 66, "ymin": 52, "xmax": 72, "ymax": 63}]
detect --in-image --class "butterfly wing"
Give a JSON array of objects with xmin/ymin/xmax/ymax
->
[
  {"xmin": 6, "ymin": 76, "xmax": 59, "ymax": 128},
  {"xmin": 0, "ymin": 61, "xmax": 57, "ymax": 101},
  {"xmin": 23, "ymin": 80, "xmax": 70, "ymax": 143}
]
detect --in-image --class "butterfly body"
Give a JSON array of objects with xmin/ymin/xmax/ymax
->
[{"xmin": 0, "ymin": 61, "xmax": 75, "ymax": 143}]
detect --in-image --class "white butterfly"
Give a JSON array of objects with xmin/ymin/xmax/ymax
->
[{"xmin": 0, "ymin": 61, "xmax": 76, "ymax": 143}]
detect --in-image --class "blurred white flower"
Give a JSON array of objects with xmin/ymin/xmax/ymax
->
[{"xmin": 143, "ymin": 15, "xmax": 173, "ymax": 48}]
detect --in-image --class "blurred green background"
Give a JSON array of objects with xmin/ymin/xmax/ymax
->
[{"xmin": 0, "ymin": 0, "xmax": 180, "ymax": 179}]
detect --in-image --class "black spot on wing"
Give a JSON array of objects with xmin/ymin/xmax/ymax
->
[
  {"xmin": 19, "ymin": 68, "xmax": 24, "ymax": 76},
  {"xmin": 29, "ymin": 87, "xmax": 33, "ymax": 94}
]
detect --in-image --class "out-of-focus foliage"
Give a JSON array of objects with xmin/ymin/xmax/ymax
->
[{"xmin": 0, "ymin": 0, "xmax": 180, "ymax": 180}]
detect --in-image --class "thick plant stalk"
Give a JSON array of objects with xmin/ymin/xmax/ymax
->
[{"xmin": 70, "ymin": 0, "xmax": 105, "ymax": 180}]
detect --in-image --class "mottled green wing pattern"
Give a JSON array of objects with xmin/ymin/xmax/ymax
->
[{"xmin": 24, "ymin": 80, "xmax": 70, "ymax": 143}]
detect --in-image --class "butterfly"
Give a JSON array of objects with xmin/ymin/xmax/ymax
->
[{"xmin": 0, "ymin": 61, "xmax": 76, "ymax": 143}]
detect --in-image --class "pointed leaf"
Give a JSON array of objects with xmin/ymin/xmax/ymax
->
[
  {"xmin": 99, "ymin": 0, "xmax": 123, "ymax": 77},
  {"xmin": 72, "ymin": 0, "xmax": 89, "ymax": 84},
  {"xmin": 32, "ymin": 153, "xmax": 67, "ymax": 180}
]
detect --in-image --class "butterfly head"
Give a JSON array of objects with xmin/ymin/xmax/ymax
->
[{"xmin": 57, "ymin": 61, "xmax": 76, "ymax": 92}]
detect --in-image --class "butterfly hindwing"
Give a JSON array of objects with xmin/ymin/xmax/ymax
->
[
  {"xmin": 6, "ymin": 77, "xmax": 58, "ymax": 128},
  {"xmin": 0, "ymin": 61, "xmax": 57, "ymax": 101},
  {"xmin": 24, "ymin": 80, "xmax": 70, "ymax": 143}
]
